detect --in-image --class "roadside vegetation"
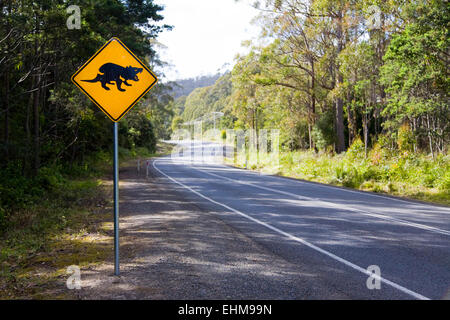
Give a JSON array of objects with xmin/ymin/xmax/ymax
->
[
  {"xmin": 0, "ymin": 0, "xmax": 170, "ymax": 243},
  {"xmin": 0, "ymin": 153, "xmax": 110, "ymax": 299},
  {"xmin": 173, "ymin": 0, "xmax": 449, "ymax": 206},
  {"xmin": 0, "ymin": 143, "xmax": 170, "ymax": 299},
  {"xmin": 230, "ymin": 138, "xmax": 450, "ymax": 206},
  {"xmin": 0, "ymin": 0, "xmax": 174, "ymax": 298},
  {"xmin": 0, "ymin": 0, "xmax": 448, "ymax": 298}
]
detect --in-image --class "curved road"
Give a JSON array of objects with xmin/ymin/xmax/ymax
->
[{"xmin": 150, "ymin": 141, "xmax": 450, "ymax": 300}]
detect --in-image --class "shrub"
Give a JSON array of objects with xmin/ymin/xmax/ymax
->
[
  {"xmin": 135, "ymin": 147, "xmax": 152, "ymax": 157},
  {"xmin": 437, "ymin": 171, "xmax": 450, "ymax": 191},
  {"xmin": 282, "ymin": 152, "xmax": 294, "ymax": 168},
  {"xmin": 360, "ymin": 165, "xmax": 381, "ymax": 181},
  {"xmin": 369, "ymin": 142, "xmax": 388, "ymax": 165},
  {"xmin": 345, "ymin": 138, "xmax": 365, "ymax": 161},
  {"xmin": 334, "ymin": 164, "xmax": 363, "ymax": 188},
  {"xmin": 118, "ymin": 146, "xmax": 132, "ymax": 160},
  {"xmin": 312, "ymin": 110, "xmax": 335, "ymax": 150},
  {"xmin": 0, "ymin": 205, "xmax": 7, "ymax": 231},
  {"xmin": 388, "ymin": 182, "xmax": 397, "ymax": 192},
  {"xmin": 311, "ymin": 126, "xmax": 328, "ymax": 151},
  {"xmin": 37, "ymin": 167, "xmax": 65, "ymax": 191},
  {"xmin": 397, "ymin": 123, "xmax": 416, "ymax": 152}
]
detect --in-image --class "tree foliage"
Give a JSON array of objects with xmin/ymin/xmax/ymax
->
[
  {"xmin": 213, "ymin": 0, "xmax": 449, "ymax": 155},
  {"xmin": 0, "ymin": 0, "xmax": 169, "ymax": 177}
]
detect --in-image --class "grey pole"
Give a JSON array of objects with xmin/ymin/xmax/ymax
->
[{"xmin": 113, "ymin": 122, "xmax": 120, "ymax": 276}]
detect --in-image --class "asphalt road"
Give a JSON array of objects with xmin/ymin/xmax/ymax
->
[{"xmin": 150, "ymin": 141, "xmax": 450, "ymax": 300}]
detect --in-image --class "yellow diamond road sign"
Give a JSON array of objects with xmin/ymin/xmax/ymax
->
[{"xmin": 72, "ymin": 37, "xmax": 157, "ymax": 122}]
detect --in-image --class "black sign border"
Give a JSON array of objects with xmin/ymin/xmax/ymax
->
[{"xmin": 71, "ymin": 37, "xmax": 158, "ymax": 122}]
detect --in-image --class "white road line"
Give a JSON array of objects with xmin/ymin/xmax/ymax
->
[
  {"xmin": 187, "ymin": 164, "xmax": 450, "ymax": 237},
  {"xmin": 152, "ymin": 159, "xmax": 430, "ymax": 300}
]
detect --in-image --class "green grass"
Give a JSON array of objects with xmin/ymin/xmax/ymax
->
[
  {"xmin": 0, "ymin": 176, "xmax": 112, "ymax": 299},
  {"xmin": 228, "ymin": 140, "xmax": 450, "ymax": 206},
  {"xmin": 0, "ymin": 143, "xmax": 174, "ymax": 299},
  {"xmin": 121, "ymin": 141, "xmax": 175, "ymax": 167}
]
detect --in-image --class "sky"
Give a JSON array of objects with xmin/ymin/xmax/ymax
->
[{"xmin": 154, "ymin": 0, "xmax": 261, "ymax": 82}]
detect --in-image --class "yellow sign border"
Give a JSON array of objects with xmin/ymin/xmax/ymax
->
[{"xmin": 71, "ymin": 37, "xmax": 158, "ymax": 122}]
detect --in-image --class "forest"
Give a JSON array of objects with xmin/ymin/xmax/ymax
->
[
  {"xmin": 0, "ymin": 0, "xmax": 448, "ymax": 299},
  {"xmin": 172, "ymin": 0, "xmax": 449, "ymax": 203},
  {"xmin": 1, "ymin": 0, "xmax": 449, "ymax": 226},
  {"xmin": 170, "ymin": 73, "xmax": 222, "ymax": 99},
  {"xmin": 0, "ymin": 0, "xmax": 175, "ymax": 226}
]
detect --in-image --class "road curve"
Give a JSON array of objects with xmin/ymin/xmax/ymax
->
[{"xmin": 150, "ymin": 141, "xmax": 450, "ymax": 300}]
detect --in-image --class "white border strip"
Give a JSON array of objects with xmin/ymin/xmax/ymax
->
[{"xmin": 152, "ymin": 160, "xmax": 430, "ymax": 300}]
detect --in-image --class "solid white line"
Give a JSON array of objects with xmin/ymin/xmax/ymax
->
[
  {"xmin": 152, "ymin": 159, "xmax": 430, "ymax": 300},
  {"xmin": 188, "ymin": 165, "xmax": 450, "ymax": 237}
]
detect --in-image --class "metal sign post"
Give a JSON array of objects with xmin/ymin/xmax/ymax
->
[
  {"xmin": 113, "ymin": 122, "xmax": 120, "ymax": 276},
  {"xmin": 71, "ymin": 37, "xmax": 158, "ymax": 277}
]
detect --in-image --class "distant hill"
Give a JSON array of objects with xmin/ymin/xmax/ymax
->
[
  {"xmin": 171, "ymin": 73, "xmax": 222, "ymax": 99},
  {"xmin": 181, "ymin": 72, "xmax": 232, "ymax": 122}
]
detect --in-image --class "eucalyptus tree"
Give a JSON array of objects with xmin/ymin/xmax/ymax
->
[{"xmin": 0, "ymin": 0, "xmax": 168, "ymax": 174}]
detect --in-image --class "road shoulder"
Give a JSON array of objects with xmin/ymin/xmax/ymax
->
[{"xmin": 78, "ymin": 165, "xmax": 350, "ymax": 299}]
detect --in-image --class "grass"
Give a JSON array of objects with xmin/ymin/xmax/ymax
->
[
  {"xmin": 121, "ymin": 141, "xmax": 175, "ymax": 167},
  {"xmin": 0, "ymin": 177, "xmax": 113, "ymax": 299},
  {"xmin": 0, "ymin": 143, "xmax": 172, "ymax": 299},
  {"xmin": 227, "ymin": 140, "xmax": 450, "ymax": 206}
]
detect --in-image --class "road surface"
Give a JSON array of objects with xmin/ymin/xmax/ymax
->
[{"xmin": 149, "ymin": 141, "xmax": 450, "ymax": 300}]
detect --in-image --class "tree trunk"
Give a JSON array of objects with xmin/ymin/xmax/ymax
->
[
  {"xmin": 347, "ymin": 92, "xmax": 356, "ymax": 144},
  {"xmin": 22, "ymin": 78, "xmax": 35, "ymax": 175},
  {"xmin": 363, "ymin": 108, "xmax": 368, "ymax": 158},
  {"xmin": 32, "ymin": 11, "xmax": 42, "ymax": 176},
  {"xmin": 4, "ymin": 72, "xmax": 10, "ymax": 163},
  {"xmin": 33, "ymin": 73, "xmax": 41, "ymax": 175},
  {"xmin": 426, "ymin": 113, "xmax": 434, "ymax": 159},
  {"xmin": 335, "ymin": 96, "xmax": 345, "ymax": 153},
  {"xmin": 3, "ymin": 0, "xmax": 12, "ymax": 163},
  {"xmin": 310, "ymin": 58, "xmax": 316, "ymax": 150},
  {"xmin": 334, "ymin": 12, "xmax": 346, "ymax": 153}
]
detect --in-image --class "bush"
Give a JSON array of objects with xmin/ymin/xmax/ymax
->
[
  {"xmin": 397, "ymin": 123, "xmax": 416, "ymax": 152},
  {"xmin": 369, "ymin": 142, "xmax": 389, "ymax": 165},
  {"xmin": 0, "ymin": 205, "xmax": 7, "ymax": 231},
  {"xmin": 232, "ymin": 137, "xmax": 450, "ymax": 205},
  {"xmin": 0, "ymin": 172, "xmax": 41, "ymax": 209},
  {"xmin": 311, "ymin": 126, "xmax": 328, "ymax": 151},
  {"xmin": 36, "ymin": 167, "xmax": 65, "ymax": 191},
  {"xmin": 345, "ymin": 138, "xmax": 365, "ymax": 161},
  {"xmin": 334, "ymin": 163, "xmax": 363, "ymax": 188},
  {"xmin": 437, "ymin": 170, "xmax": 450, "ymax": 191},
  {"xmin": 118, "ymin": 146, "xmax": 132, "ymax": 160},
  {"xmin": 360, "ymin": 165, "xmax": 381, "ymax": 181},
  {"xmin": 134, "ymin": 147, "xmax": 153, "ymax": 157},
  {"xmin": 312, "ymin": 111, "xmax": 335, "ymax": 150}
]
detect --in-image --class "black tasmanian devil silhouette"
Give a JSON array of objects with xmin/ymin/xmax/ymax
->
[{"xmin": 82, "ymin": 63, "xmax": 143, "ymax": 92}]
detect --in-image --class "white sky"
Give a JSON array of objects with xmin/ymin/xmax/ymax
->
[{"xmin": 154, "ymin": 0, "xmax": 260, "ymax": 81}]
